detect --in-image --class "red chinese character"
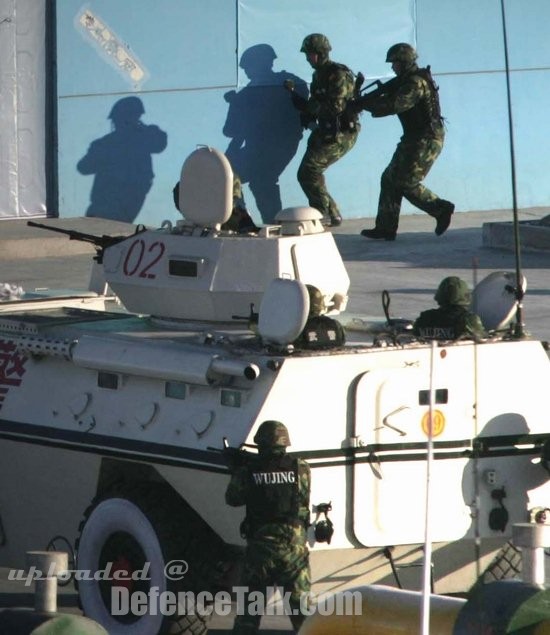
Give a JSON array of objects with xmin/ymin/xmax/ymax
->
[{"xmin": 0, "ymin": 340, "xmax": 28, "ymax": 387}]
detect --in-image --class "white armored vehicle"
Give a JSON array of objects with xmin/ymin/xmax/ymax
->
[{"xmin": 0, "ymin": 147, "xmax": 548, "ymax": 634}]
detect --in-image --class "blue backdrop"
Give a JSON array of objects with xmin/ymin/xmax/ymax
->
[{"xmin": 56, "ymin": 0, "xmax": 550, "ymax": 227}]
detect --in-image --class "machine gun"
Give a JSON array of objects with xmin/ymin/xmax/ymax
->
[
  {"xmin": 231, "ymin": 303, "xmax": 259, "ymax": 330},
  {"xmin": 27, "ymin": 221, "xmax": 137, "ymax": 263}
]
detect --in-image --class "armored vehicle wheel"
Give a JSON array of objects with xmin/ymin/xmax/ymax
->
[{"xmin": 76, "ymin": 483, "xmax": 225, "ymax": 635}]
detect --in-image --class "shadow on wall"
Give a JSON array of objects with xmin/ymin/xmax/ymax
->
[
  {"xmin": 77, "ymin": 96, "xmax": 167, "ymax": 223},
  {"xmin": 223, "ymin": 43, "xmax": 308, "ymax": 224}
]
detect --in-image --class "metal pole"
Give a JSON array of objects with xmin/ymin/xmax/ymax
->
[
  {"xmin": 471, "ymin": 259, "xmax": 482, "ymax": 579},
  {"xmin": 26, "ymin": 550, "xmax": 68, "ymax": 613},
  {"xmin": 499, "ymin": 0, "xmax": 525, "ymax": 338},
  {"xmin": 512, "ymin": 523, "xmax": 550, "ymax": 587},
  {"xmin": 420, "ymin": 340, "xmax": 436, "ymax": 634}
]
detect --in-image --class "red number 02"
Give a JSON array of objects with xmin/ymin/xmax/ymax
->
[{"xmin": 123, "ymin": 239, "xmax": 165, "ymax": 279}]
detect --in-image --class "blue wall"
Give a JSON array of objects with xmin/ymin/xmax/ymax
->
[{"xmin": 56, "ymin": 0, "xmax": 550, "ymax": 226}]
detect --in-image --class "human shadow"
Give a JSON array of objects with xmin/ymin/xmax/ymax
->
[
  {"xmin": 223, "ymin": 43, "xmax": 307, "ymax": 224},
  {"xmin": 77, "ymin": 96, "xmax": 167, "ymax": 223},
  {"xmin": 373, "ymin": 413, "xmax": 550, "ymax": 592},
  {"xmin": 462, "ymin": 414, "xmax": 548, "ymax": 538},
  {"xmin": 425, "ymin": 413, "xmax": 550, "ymax": 588}
]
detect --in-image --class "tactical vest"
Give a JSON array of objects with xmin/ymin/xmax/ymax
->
[
  {"xmin": 313, "ymin": 62, "xmax": 359, "ymax": 135},
  {"xmin": 415, "ymin": 306, "xmax": 478, "ymax": 340},
  {"xmin": 244, "ymin": 454, "xmax": 299, "ymax": 534},
  {"xmin": 397, "ymin": 66, "xmax": 443, "ymax": 137},
  {"xmin": 295, "ymin": 316, "xmax": 346, "ymax": 350}
]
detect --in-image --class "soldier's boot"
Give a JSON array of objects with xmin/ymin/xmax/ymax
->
[
  {"xmin": 329, "ymin": 211, "xmax": 342, "ymax": 227},
  {"xmin": 435, "ymin": 200, "xmax": 455, "ymax": 236},
  {"xmin": 360, "ymin": 227, "xmax": 396, "ymax": 241}
]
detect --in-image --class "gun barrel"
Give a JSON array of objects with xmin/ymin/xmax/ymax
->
[
  {"xmin": 27, "ymin": 221, "xmax": 76, "ymax": 237},
  {"xmin": 27, "ymin": 221, "xmax": 128, "ymax": 250}
]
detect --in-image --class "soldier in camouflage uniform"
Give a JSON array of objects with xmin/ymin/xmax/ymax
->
[
  {"xmin": 225, "ymin": 420, "xmax": 311, "ymax": 634},
  {"xmin": 285, "ymin": 34, "xmax": 360, "ymax": 227},
  {"xmin": 413, "ymin": 276, "xmax": 486, "ymax": 340},
  {"xmin": 359, "ymin": 43, "xmax": 454, "ymax": 241}
]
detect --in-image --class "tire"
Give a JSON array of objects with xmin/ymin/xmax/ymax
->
[{"xmin": 76, "ymin": 483, "xmax": 226, "ymax": 635}]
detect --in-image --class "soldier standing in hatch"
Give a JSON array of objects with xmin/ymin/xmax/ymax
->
[
  {"xmin": 284, "ymin": 34, "xmax": 360, "ymax": 227},
  {"xmin": 413, "ymin": 276, "xmax": 486, "ymax": 340},
  {"xmin": 359, "ymin": 43, "xmax": 454, "ymax": 241},
  {"xmin": 225, "ymin": 420, "xmax": 311, "ymax": 635}
]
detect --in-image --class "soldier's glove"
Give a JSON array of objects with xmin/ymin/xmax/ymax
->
[
  {"xmin": 283, "ymin": 80, "xmax": 308, "ymax": 113},
  {"xmin": 345, "ymin": 99, "xmax": 365, "ymax": 116}
]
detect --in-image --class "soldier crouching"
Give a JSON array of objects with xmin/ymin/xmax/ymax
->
[{"xmin": 225, "ymin": 420, "xmax": 311, "ymax": 634}]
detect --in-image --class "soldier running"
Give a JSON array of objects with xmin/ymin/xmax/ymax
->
[{"xmin": 358, "ymin": 43, "xmax": 454, "ymax": 240}]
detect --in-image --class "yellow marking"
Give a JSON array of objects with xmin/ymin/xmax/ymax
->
[{"xmin": 421, "ymin": 409, "xmax": 445, "ymax": 437}]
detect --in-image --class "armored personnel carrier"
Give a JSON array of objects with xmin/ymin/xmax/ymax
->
[{"xmin": 0, "ymin": 146, "xmax": 548, "ymax": 635}]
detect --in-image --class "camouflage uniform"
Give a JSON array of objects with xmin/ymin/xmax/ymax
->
[
  {"xmin": 291, "ymin": 34, "xmax": 360, "ymax": 226},
  {"xmin": 360, "ymin": 43, "xmax": 454, "ymax": 240},
  {"xmin": 413, "ymin": 276, "xmax": 486, "ymax": 340},
  {"xmin": 225, "ymin": 421, "xmax": 311, "ymax": 635}
]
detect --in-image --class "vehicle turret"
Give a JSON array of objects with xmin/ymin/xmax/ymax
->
[{"xmin": 99, "ymin": 146, "xmax": 349, "ymax": 322}]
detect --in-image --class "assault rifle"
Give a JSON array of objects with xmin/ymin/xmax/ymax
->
[
  {"xmin": 348, "ymin": 75, "xmax": 401, "ymax": 115},
  {"xmin": 27, "ymin": 221, "xmax": 138, "ymax": 263},
  {"xmin": 208, "ymin": 437, "xmax": 257, "ymax": 469}
]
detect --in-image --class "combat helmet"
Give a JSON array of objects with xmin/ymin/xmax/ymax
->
[
  {"xmin": 434, "ymin": 276, "xmax": 471, "ymax": 308},
  {"xmin": 301, "ymin": 33, "xmax": 332, "ymax": 55},
  {"xmin": 386, "ymin": 42, "xmax": 418, "ymax": 65},
  {"xmin": 253, "ymin": 420, "xmax": 291, "ymax": 448}
]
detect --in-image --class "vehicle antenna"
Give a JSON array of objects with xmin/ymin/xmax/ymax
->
[
  {"xmin": 500, "ymin": 0, "xmax": 525, "ymax": 338},
  {"xmin": 471, "ymin": 256, "xmax": 482, "ymax": 577}
]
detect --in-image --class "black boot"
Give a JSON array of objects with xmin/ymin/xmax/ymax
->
[
  {"xmin": 435, "ymin": 201, "xmax": 455, "ymax": 236},
  {"xmin": 329, "ymin": 212, "xmax": 342, "ymax": 227},
  {"xmin": 360, "ymin": 227, "xmax": 396, "ymax": 241}
]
